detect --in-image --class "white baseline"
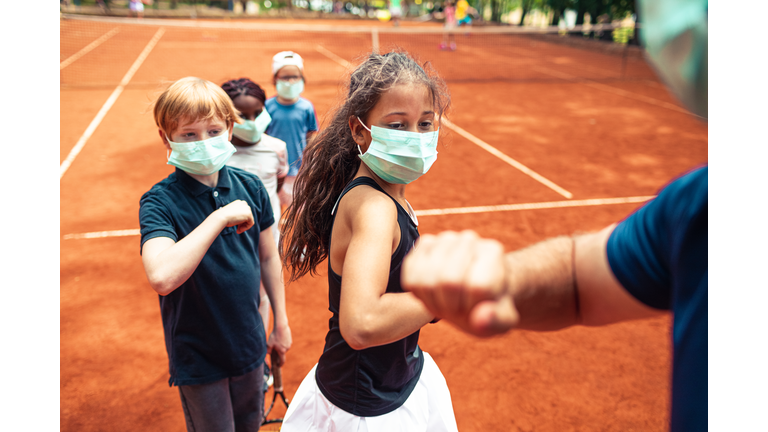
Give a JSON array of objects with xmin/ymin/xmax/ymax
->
[{"xmin": 62, "ymin": 196, "xmax": 653, "ymax": 240}]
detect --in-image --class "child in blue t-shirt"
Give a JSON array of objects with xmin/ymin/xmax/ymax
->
[
  {"xmin": 266, "ymin": 51, "xmax": 319, "ymax": 208},
  {"xmin": 139, "ymin": 76, "xmax": 292, "ymax": 432}
]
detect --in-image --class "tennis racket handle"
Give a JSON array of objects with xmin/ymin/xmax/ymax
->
[{"xmin": 270, "ymin": 350, "xmax": 284, "ymax": 392}]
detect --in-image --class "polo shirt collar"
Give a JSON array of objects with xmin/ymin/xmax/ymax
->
[{"xmin": 175, "ymin": 166, "xmax": 233, "ymax": 197}]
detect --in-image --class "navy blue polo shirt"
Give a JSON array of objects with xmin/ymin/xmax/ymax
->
[
  {"xmin": 607, "ymin": 165, "xmax": 707, "ymax": 432},
  {"xmin": 139, "ymin": 165, "xmax": 274, "ymax": 386}
]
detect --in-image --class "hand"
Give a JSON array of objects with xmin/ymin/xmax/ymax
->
[
  {"xmin": 267, "ymin": 324, "xmax": 292, "ymax": 367},
  {"xmin": 217, "ymin": 200, "xmax": 255, "ymax": 234},
  {"xmin": 401, "ymin": 230, "xmax": 520, "ymax": 337}
]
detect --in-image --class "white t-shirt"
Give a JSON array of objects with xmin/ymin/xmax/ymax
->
[{"xmin": 227, "ymin": 134, "xmax": 289, "ymax": 243}]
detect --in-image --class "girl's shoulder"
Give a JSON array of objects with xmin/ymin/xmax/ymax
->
[{"xmin": 336, "ymin": 183, "xmax": 398, "ymax": 227}]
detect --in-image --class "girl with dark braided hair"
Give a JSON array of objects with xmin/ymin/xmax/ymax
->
[
  {"xmin": 222, "ymin": 78, "xmax": 290, "ymax": 391},
  {"xmin": 279, "ymin": 51, "xmax": 457, "ymax": 431}
]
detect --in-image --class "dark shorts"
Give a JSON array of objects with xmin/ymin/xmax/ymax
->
[{"xmin": 178, "ymin": 364, "xmax": 265, "ymax": 432}]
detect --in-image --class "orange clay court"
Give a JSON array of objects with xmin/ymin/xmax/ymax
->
[{"xmin": 60, "ymin": 15, "xmax": 707, "ymax": 432}]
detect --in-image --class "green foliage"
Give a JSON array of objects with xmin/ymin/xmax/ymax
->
[
  {"xmin": 612, "ymin": 25, "xmax": 634, "ymax": 43},
  {"xmin": 477, "ymin": 0, "xmax": 634, "ymax": 24}
]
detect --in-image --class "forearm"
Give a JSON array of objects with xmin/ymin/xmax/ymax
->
[
  {"xmin": 342, "ymin": 292, "xmax": 434, "ymax": 350},
  {"xmin": 260, "ymin": 253, "xmax": 288, "ymax": 328},
  {"xmin": 505, "ymin": 235, "xmax": 580, "ymax": 331},
  {"xmin": 144, "ymin": 211, "xmax": 227, "ymax": 295},
  {"xmin": 260, "ymin": 248, "xmax": 292, "ymax": 363}
]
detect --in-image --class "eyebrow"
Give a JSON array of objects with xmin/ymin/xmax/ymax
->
[{"xmin": 383, "ymin": 110, "xmax": 436, "ymax": 117}]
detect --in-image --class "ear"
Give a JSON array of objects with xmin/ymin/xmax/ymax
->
[
  {"xmin": 158, "ymin": 128, "xmax": 171, "ymax": 151},
  {"xmin": 227, "ymin": 123, "xmax": 234, "ymax": 141},
  {"xmin": 348, "ymin": 115, "xmax": 369, "ymax": 149}
]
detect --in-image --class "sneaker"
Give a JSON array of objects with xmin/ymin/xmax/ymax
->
[
  {"xmin": 263, "ymin": 363, "xmax": 273, "ymax": 392},
  {"xmin": 450, "ymin": 42, "xmax": 457, "ymax": 51},
  {"xmin": 439, "ymin": 42, "xmax": 447, "ymax": 50}
]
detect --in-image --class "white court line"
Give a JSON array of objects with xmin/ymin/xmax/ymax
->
[
  {"xmin": 415, "ymin": 195, "xmax": 654, "ymax": 216},
  {"xmin": 63, "ymin": 229, "xmax": 141, "ymax": 240},
  {"xmin": 441, "ymin": 118, "xmax": 573, "ymax": 199},
  {"xmin": 371, "ymin": 27, "xmax": 380, "ymax": 53},
  {"xmin": 532, "ymin": 66, "xmax": 697, "ymax": 116},
  {"xmin": 60, "ymin": 28, "xmax": 166, "ymax": 179},
  {"xmin": 62, "ymin": 196, "xmax": 653, "ymax": 240},
  {"xmin": 315, "ymin": 45, "xmax": 353, "ymax": 69},
  {"xmin": 60, "ymin": 27, "xmax": 120, "ymax": 70}
]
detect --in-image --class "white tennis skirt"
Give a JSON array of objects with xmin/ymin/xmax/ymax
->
[{"xmin": 281, "ymin": 351, "xmax": 458, "ymax": 432}]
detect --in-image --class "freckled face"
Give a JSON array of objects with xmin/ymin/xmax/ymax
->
[
  {"xmin": 160, "ymin": 116, "xmax": 232, "ymax": 150},
  {"xmin": 352, "ymin": 83, "xmax": 436, "ymax": 151}
]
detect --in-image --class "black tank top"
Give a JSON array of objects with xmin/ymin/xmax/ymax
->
[{"xmin": 315, "ymin": 177, "xmax": 424, "ymax": 416}]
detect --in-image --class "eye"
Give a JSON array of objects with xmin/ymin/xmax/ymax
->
[
  {"xmin": 386, "ymin": 123, "xmax": 404, "ymax": 130},
  {"xmin": 209, "ymin": 129, "xmax": 223, "ymax": 136},
  {"xmin": 419, "ymin": 120, "xmax": 434, "ymax": 130}
]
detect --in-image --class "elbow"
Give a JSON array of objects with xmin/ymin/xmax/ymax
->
[
  {"xmin": 146, "ymin": 272, "xmax": 177, "ymax": 296},
  {"xmin": 344, "ymin": 333, "xmax": 373, "ymax": 351},
  {"xmin": 340, "ymin": 319, "xmax": 377, "ymax": 351}
]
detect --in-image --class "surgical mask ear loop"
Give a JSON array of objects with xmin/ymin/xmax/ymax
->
[
  {"xmin": 357, "ymin": 116, "xmax": 372, "ymax": 133},
  {"xmin": 356, "ymin": 117, "xmax": 371, "ymax": 156},
  {"xmin": 165, "ymin": 134, "xmax": 172, "ymax": 161}
]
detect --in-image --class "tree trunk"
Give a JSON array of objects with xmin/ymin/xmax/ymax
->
[
  {"xmin": 575, "ymin": 1, "xmax": 586, "ymax": 25},
  {"xmin": 518, "ymin": 0, "xmax": 532, "ymax": 26},
  {"xmin": 551, "ymin": 7, "xmax": 564, "ymax": 26},
  {"xmin": 490, "ymin": 0, "xmax": 502, "ymax": 22}
]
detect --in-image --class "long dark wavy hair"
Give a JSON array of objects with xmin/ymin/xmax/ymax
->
[{"xmin": 279, "ymin": 50, "xmax": 451, "ymax": 283}]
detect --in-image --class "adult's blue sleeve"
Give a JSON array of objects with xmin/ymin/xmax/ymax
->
[{"xmin": 606, "ymin": 166, "xmax": 708, "ymax": 310}]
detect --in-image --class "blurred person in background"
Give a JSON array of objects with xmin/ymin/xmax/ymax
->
[
  {"xmin": 439, "ymin": 0, "xmax": 457, "ymax": 50},
  {"xmin": 129, "ymin": 0, "xmax": 145, "ymax": 18},
  {"xmin": 402, "ymin": 0, "xmax": 708, "ymax": 431},
  {"xmin": 389, "ymin": 0, "xmax": 403, "ymax": 26},
  {"xmin": 265, "ymin": 51, "xmax": 319, "ymax": 210}
]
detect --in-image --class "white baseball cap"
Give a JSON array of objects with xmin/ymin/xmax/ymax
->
[{"xmin": 272, "ymin": 51, "xmax": 304, "ymax": 75}]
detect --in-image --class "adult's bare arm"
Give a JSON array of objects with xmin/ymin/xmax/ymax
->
[{"xmin": 402, "ymin": 226, "xmax": 663, "ymax": 337}]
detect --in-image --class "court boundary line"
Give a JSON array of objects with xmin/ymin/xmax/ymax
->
[
  {"xmin": 441, "ymin": 118, "xmax": 573, "ymax": 199},
  {"xmin": 60, "ymin": 27, "xmax": 120, "ymax": 70},
  {"xmin": 61, "ymin": 195, "xmax": 652, "ymax": 240},
  {"xmin": 415, "ymin": 195, "xmax": 653, "ymax": 216},
  {"xmin": 315, "ymin": 45, "xmax": 353, "ymax": 69},
  {"xmin": 60, "ymin": 27, "xmax": 166, "ymax": 179}
]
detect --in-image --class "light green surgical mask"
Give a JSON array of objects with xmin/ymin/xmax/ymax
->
[
  {"xmin": 233, "ymin": 109, "xmax": 272, "ymax": 144},
  {"xmin": 357, "ymin": 117, "xmax": 439, "ymax": 185},
  {"xmin": 166, "ymin": 133, "xmax": 236, "ymax": 176},
  {"xmin": 276, "ymin": 80, "xmax": 304, "ymax": 100},
  {"xmin": 639, "ymin": 0, "xmax": 707, "ymax": 119}
]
